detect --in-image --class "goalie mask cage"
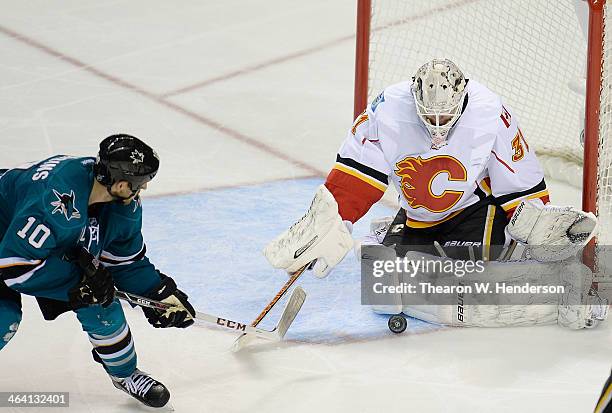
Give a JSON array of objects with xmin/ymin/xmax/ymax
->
[{"xmin": 354, "ymin": 0, "xmax": 612, "ymax": 252}]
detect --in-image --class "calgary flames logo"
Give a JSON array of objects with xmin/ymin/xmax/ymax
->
[{"xmin": 395, "ymin": 155, "xmax": 467, "ymax": 213}]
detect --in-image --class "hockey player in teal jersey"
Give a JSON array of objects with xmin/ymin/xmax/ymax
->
[{"xmin": 0, "ymin": 135, "xmax": 195, "ymax": 408}]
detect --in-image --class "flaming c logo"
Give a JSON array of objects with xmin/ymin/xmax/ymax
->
[{"xmin": 395, "ymin": 155, "xmax": 468, "ymax": 213}]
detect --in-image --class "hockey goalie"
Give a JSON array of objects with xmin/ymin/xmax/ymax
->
[{"xmin": 264, "ymin": 58, "xmax": 608, "ymax": 330}]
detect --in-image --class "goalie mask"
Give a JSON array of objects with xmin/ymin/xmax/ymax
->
[{"xmin": 412, "ymin": 59, "xmax": 468, "ymax": 149}]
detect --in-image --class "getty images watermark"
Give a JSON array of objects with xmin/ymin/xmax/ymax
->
[
  {"xmin": 360, "ymin": 245, "xmax": 581, "ymax": 306},
  {"xmin": 370, "ymin": 255, "xmax": 565, "ymax": 295},
  {"xmin": 372, "ymin": 255, "xmax": 486, "ymax": 278},
  {"xmin": 0, "ymin": 392, "xmax": 69, "ymax": 407}
]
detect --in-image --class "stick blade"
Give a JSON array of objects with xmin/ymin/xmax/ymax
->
[
  {"xmin": 231, "ymin": 333, "xmax": 255, "ymax": 352},
  {"xmin": 276, "ymin": 286, "xmax": 306, "ymax": 339},
  {"xmin": 231, "ymin": 287, "xmax": 307, "ymax": 352}
]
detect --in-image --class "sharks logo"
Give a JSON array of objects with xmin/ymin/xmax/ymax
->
[
  {"xmin": 130, "ymin": 149, "xmax": 145, "ymax": 164},
  {"xmin": 50, "ymin": 189, "xmax": 81, "ymax": 221}
]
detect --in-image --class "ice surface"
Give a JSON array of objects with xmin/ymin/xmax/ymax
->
[
  {"xmin": 142, "ymin": 178, "xmax": 443, "ymax": 343},
  {"xmin": 0, "ymin": 1, "xmax": 610, "ymax": 412}
]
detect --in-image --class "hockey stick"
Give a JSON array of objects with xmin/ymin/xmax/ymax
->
[
  {"xmin": 115, "ymin": 289, "xmax": 304, "ymax": 342},
  {"xmin": 231, "ymin": 262, "xmax": 310, "ymax": 351}
]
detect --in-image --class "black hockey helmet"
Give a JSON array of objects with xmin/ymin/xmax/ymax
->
[{"xmin": 94, "ymin": 134, "xmax": 160, "ymax": 194}]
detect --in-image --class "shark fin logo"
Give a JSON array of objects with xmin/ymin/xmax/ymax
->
[{"xmin": 50, "ymin": 189, "xmax": 81, "ymax": 221}]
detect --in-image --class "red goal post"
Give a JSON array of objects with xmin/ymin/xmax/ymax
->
[
  {"xmin": 583, "ymin": 0, "xmax": 604, "ymax": 226},
  {"xmin": 353, "ymin": 0, "xmax": 611, "ymax": 251}
]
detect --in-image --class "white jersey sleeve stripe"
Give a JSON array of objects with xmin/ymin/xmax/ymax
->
[
  {"xmin": 100, "ymin": 243, "xmax": 144, "ymax": 261},
  {"xmin": 0, "ymin": 257, "xmax": 42, "ymax": 268}
]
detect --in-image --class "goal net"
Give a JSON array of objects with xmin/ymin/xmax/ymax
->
[{"xmin": 354, "ymin": 0, "xmax": 612, "ymax": 248}]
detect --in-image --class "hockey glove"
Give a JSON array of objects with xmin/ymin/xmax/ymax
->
[
  {"xmin": 68, "ymin": 248, "xmax": 115, "ymax": 308},
  {"xmin": 506, "ymin": 200, "xmax": 598, "ymax": 262},
  {"xmin": 264, "ymin": 185, "xmax": 353, "ymax": 278},
  {"xmin": 143, "ymin": 272, "xmax": 195, "ymax": 328}
]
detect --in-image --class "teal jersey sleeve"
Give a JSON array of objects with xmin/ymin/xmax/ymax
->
[
  {"xmin": 0, "ymin": 207, "xmax": 80, "ymax": 296},
  {"xmin": 99, "ymin": 198, "xmax": 161, "ymax": 295},
  {"xmin": 0, "ymin": 156, "xmax": 91, "ymax": 298}
]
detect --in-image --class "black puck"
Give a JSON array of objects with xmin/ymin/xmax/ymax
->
[{"xmin": 388, "ymin": 314, "xmax": 408, "ymax": 334}]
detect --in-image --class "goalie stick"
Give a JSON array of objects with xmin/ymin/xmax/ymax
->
[
  {"xmin": 231, "ymin": 262, "xmax": 310, "ymax": 351},
  {"xmin": 116, "ymin": 288, "xmax": 305, "ymax": 342}
]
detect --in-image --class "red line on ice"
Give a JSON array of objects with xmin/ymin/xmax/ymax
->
[
  {"xmin": 0, "ymin": 25, "xmax": 325, "ymax": 178},
  {"xmin": 160, "ymin": 0, "xmax": 480, "ymax": 97}
]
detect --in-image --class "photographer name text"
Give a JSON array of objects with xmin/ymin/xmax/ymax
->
[{"xmin": 373, "ymin": 282, "xmax": 565, "ymax": 295}]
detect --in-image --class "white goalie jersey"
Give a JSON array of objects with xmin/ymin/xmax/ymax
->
[
  {"xmin": 265, "ymin": 75, "xmax": 604, "ymax": 330},
  {"xmin": 325, "ymin": 80, "xmax": 550, "ymax": 227}
]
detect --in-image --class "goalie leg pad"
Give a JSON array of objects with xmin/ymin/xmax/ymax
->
[
  {"xmin": 401, "ymin": 259, "xmax": 562, "ymax": 327},
  {"xmin": 558, "ymin": 262, "xmax": 609, "ymax": 329},
  {"xmin": 398, "ymin": 253, "xmax": 603, "ymax": 328}
]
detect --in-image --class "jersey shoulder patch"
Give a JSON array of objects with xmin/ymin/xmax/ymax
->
[
  {"xmin": 37, "ymin": 186, "xmax": 87, "ymax": 236},
  {"xmin": 49, "ymin": 189, "xmax": 81, "ymax": 221},
  {"xmin": 39, "ymin": 162, "xmax": 91, "ymax": 229},
  {"xmin": 371, "ymin": 91, "xmax": 385, "ymax": 112},
  {"xmin": 351, "ymin": 112, "xmax": 369, "ymax": 136}
]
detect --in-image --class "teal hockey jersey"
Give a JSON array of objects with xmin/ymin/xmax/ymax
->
[{"xmin": 0, "ymin": 155, "xmax": 160, "ymax": 301}]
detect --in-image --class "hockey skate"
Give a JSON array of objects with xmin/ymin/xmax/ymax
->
[{"xmin": 111, "ymin": 369, "xmax": 170, "ymax": 408}]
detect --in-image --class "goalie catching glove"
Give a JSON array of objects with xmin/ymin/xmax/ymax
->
[
  {"xmin": 142, "ymin": 272, "xmax": 195, "ymax": 328},
  {"xmin": 506, "ymin": 200, "xmax": 598, "ymax": 262},
  {"xmin": 264, "ymin": 185, "xmax": 354, "ymax": 278}
]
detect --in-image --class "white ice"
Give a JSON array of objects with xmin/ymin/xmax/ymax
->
[{"xmin": 0, "ymin": 1, "xmax": 609, "ymax": 412}]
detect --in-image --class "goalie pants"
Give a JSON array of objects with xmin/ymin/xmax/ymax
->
[{"xmin": 382, "ymin": 199, "xmax": 509, "ymax": 261}]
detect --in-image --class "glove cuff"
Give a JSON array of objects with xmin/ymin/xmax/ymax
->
[{"xmin": 146, "ymin": 271, "xmax": 177, "ymax": 300}]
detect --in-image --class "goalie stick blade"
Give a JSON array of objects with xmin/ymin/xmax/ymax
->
[
  {"xmin": 276, "ymin": 286, "xmax": 306, "ymax": 339},
  {"xmin": 231, "ymin": 286, "xmax": 307, "ymax": 352}
]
